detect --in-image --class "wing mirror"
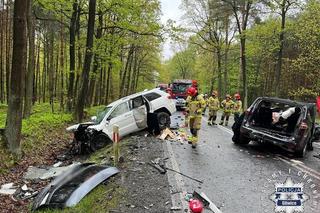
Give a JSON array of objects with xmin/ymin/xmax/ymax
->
[{"xmin": 91, "ymin": 116, "xmax": 97, "ymax": 122}]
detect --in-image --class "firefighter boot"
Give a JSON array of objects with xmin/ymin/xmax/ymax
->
[
  {"xmin": 192, "ymin": 136, "xmax": 198, "ymax": 148},
  {"xmin": 212, "ymin": 115, "xmax": 217, "ymax": 125}
]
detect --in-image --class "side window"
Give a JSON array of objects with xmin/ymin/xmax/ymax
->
[
  {"xmin": 144, "ymin": 92, "xmax": 161, "ymax": 102},
  {"xmin": 109, "ymin": 102, "xmax": 129, "ymax": 119},
  {"xmin": 132, "ymin": 96, "xmax": 144, "ymax": 109}
]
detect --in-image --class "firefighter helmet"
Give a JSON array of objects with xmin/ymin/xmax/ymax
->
[
  {"xmin": 187, "ymin": 87, "xmax": 197, "ymax": 97},
  {"xmin": 212, "ymin": 90, "xmax": 218, "ymax": 96},
  {"xmin": 234, "ymin": 93, "xmax": 241, "ymax": 100},
  {"xmin": 226, "ymin": 94, "xmax": 231, "ymax": 99}
]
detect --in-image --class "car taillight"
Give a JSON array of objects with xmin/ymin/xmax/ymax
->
[{"xmin": 299, "ymin": 122, "xmax": 308, "ymax": 130}]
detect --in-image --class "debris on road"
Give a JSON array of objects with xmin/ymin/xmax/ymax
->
[
  {"xmin": 170, "ymin": 206, "xmax": 182, "ymax": 211},
  {"xmin": 0, "ymin": 183, "xmax": 17, "ymax": 195},
  {"xmin": 159, "ymin": 128, "xmax": 177, "ymax": 140},
  {"xmin": 24, "ymin": 162, "xmax": 81, "ymax": 180},
  {"xmin": 32, "ymin": 163, "xmax": 119, "ymax": 210},
  {"xmin": 149, "ymin": 157, "xmax": 168, "ymax": 174},
  {"xmin": 189, "ymin": 199, "xmax": 204, "ymax": 213},
  {"xmin": 166, "ymin": 167, "xmax": 204, "ymax": 184}
]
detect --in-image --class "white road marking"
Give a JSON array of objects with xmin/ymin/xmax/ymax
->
[{"xmin": 217, "ymin": 124, "xmax": 320, "ymax": 181}]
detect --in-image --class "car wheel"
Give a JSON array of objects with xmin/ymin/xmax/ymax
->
[
  {"xmin": 90, "ymin": 133, "xmax": 112, "ymax": 152},
  {"xmin": 157, "ymin": 112, "xmax": 171, "ymax": 130},
  {"xmin": 233, "ymin": 133, "xmax": 250, "ymax": 145},
  {"xmin": 295, "ymin": 141, "xmax": 307, "ymax": 158}
]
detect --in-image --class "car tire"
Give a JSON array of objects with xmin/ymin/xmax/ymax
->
[
  {"xmin": 90, "ymin": 133, "xmax": 112, "ymax": 152},
  {"xmin": 295, "ymin": 141, "xmax": 307, "ymax": 158},
  {"xmin": 157, "ymin": 112, "xmax": 171, "ymax": 130},
  {"xmin": 233, "ymin": 133, "xmax": 250, "ymax": 145}
]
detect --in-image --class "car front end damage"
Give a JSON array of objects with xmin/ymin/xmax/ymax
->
[{"xmin": 66, "ymin": 123, "xmax": 111, "ymax": 154}]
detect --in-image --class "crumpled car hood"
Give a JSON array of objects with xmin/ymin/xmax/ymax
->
[
  {"xmin": 66, "ymin": 122, "xmax": 94, "ymax": 132},
  {"xmin": 32, "ymin": 163, "xmax": 119, "ymax": 211}
]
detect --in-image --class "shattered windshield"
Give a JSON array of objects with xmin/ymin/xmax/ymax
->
[
  {"xmin": 172, "ymin": 83, "xmax": 192, "ymax": 93},
  {"xmin": 95, "ymin": 106, "xmax": 112, "ymax": 124}
]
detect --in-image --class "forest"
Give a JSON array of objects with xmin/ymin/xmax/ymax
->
[{"xmin": 0, "ymin": 0, "xmax": 320, "ymax": 157}]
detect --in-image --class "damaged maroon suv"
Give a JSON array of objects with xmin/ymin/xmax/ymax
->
[{"xmin": 232, "ymin": 97, "xmax": 319, "ymax": 157}]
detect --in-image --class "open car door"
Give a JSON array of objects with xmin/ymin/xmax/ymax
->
[
  {"xmin": 130, "ymin": 96, "xmax": 149, "ymax": 129},
  {"xmin": 105, "ymin": 101, "xmax": 138, "ymax": 137}
]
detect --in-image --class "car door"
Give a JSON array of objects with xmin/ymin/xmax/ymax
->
[
  {"xmin": 105, "ymin": 101, "xmax": 138, "ymax": 137},
  {"xmin": 131, "ymin": 96, "xmax": 148, "ymax": 129}
]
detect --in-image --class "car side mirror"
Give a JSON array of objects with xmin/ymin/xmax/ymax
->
[{"xmin": 91, "ymin": 116, "xmax": 97, "ymax": 122}]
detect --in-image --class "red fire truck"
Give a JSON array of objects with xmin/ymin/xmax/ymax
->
[{"xmin": 168, "ymin": 79, "xmax": 198, "ymax": 109}]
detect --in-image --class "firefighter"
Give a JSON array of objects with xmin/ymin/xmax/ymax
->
[
  {"xmin": 185, "ymin": 87, "xmax": 206, "ymax": 148},
  {"xmin": 219, "ymin": 94, "xmax": 235, "ymax": 126},
  {"xmin": 207, "ymin": 91, "xmax": 220, "ymax": 125},
  {"xmin": 233, "ymin": 93, "xmax": 242, "ymax": 122}
]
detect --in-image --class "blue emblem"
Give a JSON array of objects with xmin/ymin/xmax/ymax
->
[{"xmin": 270, "ymin": 177, "xmax": 309, "ymax": 213}]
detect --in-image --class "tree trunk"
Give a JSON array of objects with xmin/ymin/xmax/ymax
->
[
  {"xmin": 240, "ymin": 37, "xmax": 248, "ymax": 109},
  {"xmin": 87, "ymin": 11, "xmax": 103, "ymax": 106},
  {"xmin": 4, "ymin": 0, "xmax": 28, "ymax": 157},
  {"xmin": 75, "ymin": 0, "xmax": 96, "ymax": 122},
  {"xmin": 5, "ymin": 1, "xmax": 11, "ymax": 104},
  {"xmin": 217, "ymin": 49, "xmax": 222, "ymax": 99},
  {"xmin": 24, "ymin": 0, "xmax": 35, "ymax": 118},
  {"xmin": 67, "ymin": 0, "xmax": 78, "ymax": 112},
  {"xmin": 59, "ymin": 18, "xmax": 65, "ymax": 111},
  {"xmin": 48, "ymin": 28, "xmax": 54, "ymax": 113},
  {"xmin": 274, "ymin": 4, "xmax": 286, "ymax": 97},
  {"xmin": 0, "ymin": 1, "xmax": 4, "ymax": 103}
]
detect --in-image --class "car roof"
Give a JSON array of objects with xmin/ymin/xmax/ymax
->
[
  {"xmin": 107, "ymin": 88, "xmax": 165, "ymax": 108},
  {"xmin": 257, "ymin": 97, "xmax": 315, "ymax": 108}
]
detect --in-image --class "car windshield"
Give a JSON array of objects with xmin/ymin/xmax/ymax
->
[
  {"xmin": 172, "ymin": 83, "xmax": 191, "ymax": 93},
  {"xmin": 95, "ymin": 106, "xmax": 112, "ymax": 124}
]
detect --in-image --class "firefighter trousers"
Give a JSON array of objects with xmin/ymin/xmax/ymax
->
[
  {"xmin": 220, "ymin": 112, "xmax": 231, "ymax": 126},
  {"xmin": 189, "ymin": 116, "xmax": 201, "ymax": 146}
]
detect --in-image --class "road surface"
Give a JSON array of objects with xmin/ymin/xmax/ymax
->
[{"xmin": 164, "ymin": 112, "xmax": 320, "ymax": 213}]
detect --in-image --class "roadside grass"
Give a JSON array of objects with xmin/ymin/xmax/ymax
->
[{"xmin": 0, "ymin": 103, "xmax": 106, "ymax": 173}]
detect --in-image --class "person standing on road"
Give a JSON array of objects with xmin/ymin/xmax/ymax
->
[
  {"xmin": 185, "ymin": 87, "xmax": 206, "ymax": 148},
  {"xmin": 207, "ymin": 91, "xmax": 220, "ymax": 125},
  {"xmin": 219, "ymin": 94, "xmax": 235, "ymax": 126},
  {"xmin": 233, "ymin": 93, "xmax": 242, "ymax": 122}
]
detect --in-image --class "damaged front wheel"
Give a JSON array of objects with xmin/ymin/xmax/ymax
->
[{"xmin": 90, "ymin": 133, "xmax": 111, "ymax": 152}]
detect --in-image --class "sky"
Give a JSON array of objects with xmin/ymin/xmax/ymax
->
[{"xmin": 160, "ymin": 0, "xmax": 184, "ymax": 60}]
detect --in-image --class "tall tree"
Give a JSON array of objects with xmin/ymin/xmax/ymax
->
[
  {"xmin": 24, "ymin": 0, "xmax": 35, "ymax": 118},
  {"xmin": 4, "ymin": 0, "xmax": 28, "ymax": 156},
  {"xmin": 222, "ymin": 0, "xmax": 253, "ymax": 109},
  {"xmin": 75, "ymin": 0, "xmax": 96, "ymax": 122},
  {"xmin": 67, "ymin": 0, "xmax": 78, "ymax": 112}
]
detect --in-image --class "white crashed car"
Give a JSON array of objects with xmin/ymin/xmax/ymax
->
[{"xmin": 66, "ymin": 88, "xmax": 176, "ymax": 151}]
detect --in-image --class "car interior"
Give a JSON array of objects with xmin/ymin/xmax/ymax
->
[{"xmin": 249, "ymin": 100, "xmax": 302, "ymax": 136}]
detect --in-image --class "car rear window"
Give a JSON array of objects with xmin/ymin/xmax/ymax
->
[{"xmin": 144, "ymin": 92, "xmax": 161, "ymax": 101}]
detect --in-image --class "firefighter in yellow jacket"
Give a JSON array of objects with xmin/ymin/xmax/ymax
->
[
  {"xmin": 185, "ymin": 87, "xmax": 206, "ymax": 148},
  {"xmin": 233, "ymin": 93, "xmax": 242, "ymax": 122},
  {"xmin": 207, "ymin": 91, "xmax": 220, "ymax": 125},
  {"xmin": 219, "ymin": 94, "xmax": 235, "ymax": 126}
]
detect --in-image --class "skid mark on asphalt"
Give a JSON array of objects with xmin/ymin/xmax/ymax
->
[{"xmin": 216, "ymin": 123, "xmax": 320, "ymax": 182}]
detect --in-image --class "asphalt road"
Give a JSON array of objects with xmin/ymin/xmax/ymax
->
[{"xmin": 165, "ymin": 111, "xmax": 320, "ymax": 213}]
